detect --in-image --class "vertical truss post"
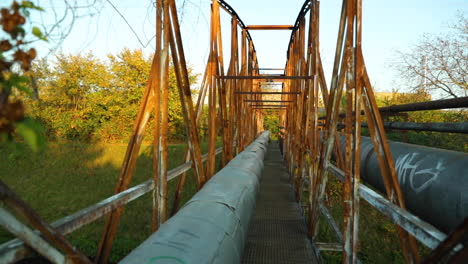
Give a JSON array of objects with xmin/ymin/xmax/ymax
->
[
  {"xmin": 96, "ymin": 0, "xmax": 208, "ymax": 261},
  {"xmin": 309, "ymin": 0, "xmax": 348, "ymax": 241},
  {"xmin": 238, "ymin": 29, "xmax": 248, "ymax": 151},
  {"xmin": 223, "ymin": 18, "xmax": 239, "ymax": 162},
  {"xmin": 154, "ymin": 0, "xmax": 170, "ymax": 233},
  {"xmin": 95, "ymin": 0, "xmax": 163, "ymax": 258},
  {"xmin": 228, "ymin": 19, "xmax": 239, "ymax": 157},
  {"xmin": 215, "ymin": 8, "xmax": 229, "ymax": 167},
  {"xmin": 306, "ymin": 0, "xmax": 320, "ymax": 237},
  {"xmin": 206, "ymin": 0, "xmax": 221, "ymax": 179},
  {"xmin": 361, "ymin": 63, "xmax": 420, "ymax": 263},
  {"xmin": 151, "ymin": 0, "xmax": 163, "ymax": 232},
  {"xmin": 166, "ymin": 0, "xmax": 207, "ymax": 215},
  {"xmin": 341, "ymin": 0, "xmax": 361, "ymax": 262}
]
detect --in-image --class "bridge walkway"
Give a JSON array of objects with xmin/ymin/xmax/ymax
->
[{"xmin": 242, "ymin": 141, "xmax": 318, "ymax": 264}]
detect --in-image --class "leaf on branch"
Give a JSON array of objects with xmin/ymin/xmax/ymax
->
[
  {"xmin": 10, "ymin": 73, "xmax": 32, "ymax": 96},
  {"xmin": 32, "ymin": 26, "xmax": 47, "ymax": 41},
  {"xmin": 20, "ymin": 1, "xmax": 44, "ymax": 12},
  {"xmin": 15, "ymin": 117, "xmax": 46, "ymax": 152}
]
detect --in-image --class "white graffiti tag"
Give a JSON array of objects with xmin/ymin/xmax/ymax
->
[{"xmin": 395, "ymin": 153, "xmax": 445, "ymax": 193}]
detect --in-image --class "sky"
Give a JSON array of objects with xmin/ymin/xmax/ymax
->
[{"xmin": 15, "ymin": 0, "xmax": 468, "ymax": 93}]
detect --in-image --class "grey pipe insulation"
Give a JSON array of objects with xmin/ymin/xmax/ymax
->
[{"xmin": 120, "ymin": 131, "xmax": 270, "ymax": 264}]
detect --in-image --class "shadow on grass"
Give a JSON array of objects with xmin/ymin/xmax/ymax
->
[{"xmin": 0, "ymin": 140, "xmax": 214, "ymax": 262}]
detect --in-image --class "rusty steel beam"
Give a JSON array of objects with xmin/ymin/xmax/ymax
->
[
  {"xmin": 218, "ymin": 0, "xmax": 256, "ymax": 49},
  {"xmin": 0, "ymin": 148, "xmax": 222, "ymax": 264},
  {"xmin": 327, "ymin": 164, "xmax": 447, "ymax": 249},
  {"xmin": 252, "ymin": 108, "xmax": 287, "ymax": 110},
  {"xmin": 256, "ymin": 68, "xmax": 285, "ymax": 71},
  {"xmin": 246, "ymin": 25, "xmax": 295, "ymax": 30},
  {"xmin": 254, "ymin": 84, "xmax": 283, "ymax": 86},
  {"xmin": 319, "ymin": 202, "xmax": 343, "ymax": 243},
  {"xmin": 252, "ymin": 108, "xmax": 287, "ymax": 111},
  {"xmin": 0, "ymin": 181, "xmax": 92, "ymax": 264},
  {"xmin": 219, "ymin": 75, "xmax": 313, "ymax": 80},
  {"xmin": 249, "ymin": 104, "xmax": 289, "ymax": 107},
  {"xmin": 244, "ymin": 100, "xmax": 293, "ymax": 103},
  {"xmin": 422, "ymin": 217, "xmax": 468, "ymax": 264},
  {"xmin": 0, "ymin": 208, "xmax": 66, "ymax": 264},
  {"xmin": 235, "ymin": 91, "xmax": 300, "ymax": 95}
]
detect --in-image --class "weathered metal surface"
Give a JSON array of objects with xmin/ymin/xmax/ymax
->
[
  {"xmin": 321, "ymin": 96, "xmax": 468, "ymax": 120},
  {"xmin": 244, "ymin": 100, "xmax": 294, "ymax": 103},
  {"xmin": 236, "ymin": 91, "xmax": 301, "ymax": 95},
  {"xmin": 255, "ymin": 68, "xmax": 286, "ymax": 71},
  {"xmin": 219, "ymin": 75, "xmax": 313, "ymax": 80},
  {"xmin": 338, "ymin": 121, "xmax": 468, "ymax": 134},
  {"xmin": 379, "ymin": 96, "xmax": 468, "ymax": 113},
  {"xmin": 0, "ymin": 207, "xmax": 66, "ymax": 264},
  {"xmin": 316, "ymin": 243, "xmax": 343, "ymax": 252},
  {"xmin": 249, "ymin": 104, "xmax": 289, "ymax": 107},
  {"xmin": 0, "ymin": 181, "xmax": 92, "ymax": 264},
  {"xmin": 119, "ymin": 132, "xmax": 270, "ymax": 264},
  {"xmin": 328, "ymin": 164, "xmax": 447, "ymax": 249},
  {"xmin": 422, "ymin": 217, "xmax": 468, "ymax": 263},
  {"xmin": 364, "ymin": 121, "xmax": 468, "ymax": 134},
  {"xmin": 0, "ymin": 148, "xmax": 222, "ymax": 264},
  {"xmin": 318, "ymin": 202, "xmax": 343, "ymax": 242},
  {"xmin": 242, "ymin": 142, "xmax": 318, "ymax": 264},
  {"xmin": 246, "ymin": 25, "xmax": 295, "ymax": 30},
  {"xmin": 340, "ymin": 136, "xmax": 468, "ymax": 234},
  {"xmin": 2, "ymin": 0, "xmax": 465, "ymax": 263}
]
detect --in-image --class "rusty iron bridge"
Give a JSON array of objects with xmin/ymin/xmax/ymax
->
[{"xmin": 1, "ymin": 0, "xmax": 468, "ymax": 263}]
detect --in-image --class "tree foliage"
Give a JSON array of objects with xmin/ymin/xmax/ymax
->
[
  {"xmin": 0, "ymin": 1, "xmax": 47, "ymax": 151},
  {"xmin": 394, "ymin": 14, "xmax": 467, "ymax": 98},
  {"xmin": 263, "ymin": 111, "xmax": 280, "ymax": 140},
  {"xmin": 26, "ymin": 48, "xmax": 197, "ymax": 142}
]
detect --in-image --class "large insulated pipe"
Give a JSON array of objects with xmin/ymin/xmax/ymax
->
[
  {"xmin": 340, "ymin": 136, "xmax": 468, "ymax": 234},
  {"xmin": 120, "ymin": 131, "xmax": 270, "ymax": 264}
]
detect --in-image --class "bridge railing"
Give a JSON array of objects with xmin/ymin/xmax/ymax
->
[
  {"xmin": 278, "ymin": 0, "xmax": 468, "ymax": 263},
  {"xmin": 1, "ymin": 0, "xmax": 467, "ymax": 263},
  {"xmin": 0, "ymin": 0, "xmax": 267, "ymax": 262},
  {"xmin": 0, "ymin": 148, "xmax": 223, "ymax": 264}
]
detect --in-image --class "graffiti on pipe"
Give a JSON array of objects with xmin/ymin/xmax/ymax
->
[{"xmin": 395, "ymin": 153, "xmax": 445, "ymax": 193}]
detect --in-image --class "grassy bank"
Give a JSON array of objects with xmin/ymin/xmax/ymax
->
[
  {"xmin": 1, "ymin": 130, "xmax": 464, "ymax": 263},
  {"xmin": 312, "ymin": 176, "xmax": 431, "ymax": 263},
  {"xmin": 0, "ymin": 141, "xmax": 219, "ymax": 262}
]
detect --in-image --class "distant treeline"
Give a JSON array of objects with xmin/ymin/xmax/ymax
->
[
  {"xmin": 20, "ymin": 48, "xmax": 467, "ymax": 150},
  {"xmin": 24, "ymin": 48, "xmax": 204, "ymax": 142}
]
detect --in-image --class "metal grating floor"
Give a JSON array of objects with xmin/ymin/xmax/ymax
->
[{"xmin": 242, "ymin": 141, "xmax": 318, "ymax": 264}]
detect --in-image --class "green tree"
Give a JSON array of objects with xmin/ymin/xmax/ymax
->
[
  {"xmin": 0, "ymin": 0, "xmax": 47, "ymax": 151},
  {"xmin": 27, "ymin": 48, "xmax": 200, "ymax": 142},
  {"xmin": 48, "ymin": 52, "xmax": 111, "ymax": 109}
]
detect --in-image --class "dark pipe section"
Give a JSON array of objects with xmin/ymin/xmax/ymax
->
[{"xmin": 337, "ymin": 136, "xmax": 468, "ymax": 234}]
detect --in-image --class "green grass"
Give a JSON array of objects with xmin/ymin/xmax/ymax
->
[
  {"xmin": 1, "ymin": 129, "xmax": 463, "ymax": 263},
  {"xmin": 303, "ymin": 176, "xmax": 431, "ymax": 264},
  {"xmin": 0, "ymin": 140, "xmax": 221, "ymax": 263}
]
